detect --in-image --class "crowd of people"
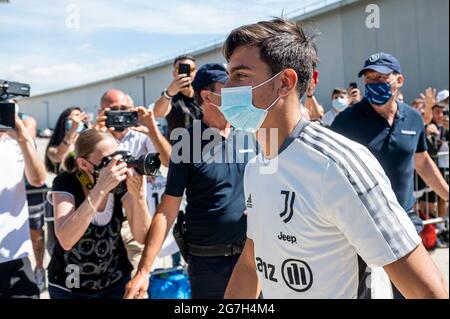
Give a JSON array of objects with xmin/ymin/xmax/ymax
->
[{"xmin": 0, "ymin": 18, "xmax": 449, "ymax": 300}]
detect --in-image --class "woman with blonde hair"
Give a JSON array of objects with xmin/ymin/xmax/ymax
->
[{"xmin": 48, "ymin": 129, "xmax": 151, "ymax": 299}]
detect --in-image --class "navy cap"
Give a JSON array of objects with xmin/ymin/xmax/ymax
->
[
  {"xmin": 192, "ymin": 63, "xmax": 228, "ymax": 92},
  {"xmin": 358, "ymin": 52, "xmax": 402, "ymax": 77}
]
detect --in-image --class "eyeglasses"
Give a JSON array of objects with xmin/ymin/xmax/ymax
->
[{"xmin": 175, "ymin": 66, "xmax": 196, "ymax": 73}]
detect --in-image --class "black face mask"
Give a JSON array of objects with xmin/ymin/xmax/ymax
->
[{"xmin": 76, "ymin": 157, "xmax": 104, "ymax": 190}]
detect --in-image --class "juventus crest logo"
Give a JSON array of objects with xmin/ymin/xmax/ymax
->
[{"xmin": 280, "ymin": 191, "xmax": 295, "ymax": 223}]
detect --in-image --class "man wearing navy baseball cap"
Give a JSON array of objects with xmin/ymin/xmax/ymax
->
[
  {"xmin": 125, "ymin": 63, "xmax": 258, "ymax": 299},
  {"xmin": 331, "ymin": 52, "xmax": 449, "ymax": 299}
]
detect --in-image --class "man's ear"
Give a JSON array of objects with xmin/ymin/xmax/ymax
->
[
  {"xmin": 278, "ymin": 69, "xmax": 298, "ymax": 97},
  {"xmin": 200, "ymin": 89, "xmax": 209, "ymax": 103},
  {"xmin": 396, "ymin": 74, "xmax": 405, "ymax": 89}
]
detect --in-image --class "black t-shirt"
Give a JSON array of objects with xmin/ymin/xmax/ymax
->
[
  {"xmin": 165, "ymin": 121, "xmax": 258, "ymax": 246},
  {"xmin": 166, "ymin": 92, "xmax": 202, "ymax": 138},
  {"xmin": 48, "ymin": 172, "xmax": 132, "ymax": 292}
]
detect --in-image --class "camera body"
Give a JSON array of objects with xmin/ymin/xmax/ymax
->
[
  {"xmin": 0, "ymin": 80, "xmax": 31, "ymax": 130},
  {"xmin": 96, "ymin": 150, "xmax": 161, "ymax": 194},
  {"xmin": 0, "ymin": 102, "xmax": 16, "ymax": 130},
  {"xmin": 105, "ymin": 110, "xmax": 138, "ymax": 132}
]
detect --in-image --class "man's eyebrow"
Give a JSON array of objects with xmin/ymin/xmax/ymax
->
[{"xmin": 228, "ymin": 65, "xmax": 253, "ymax": 74}]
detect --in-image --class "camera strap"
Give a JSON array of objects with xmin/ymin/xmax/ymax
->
[{"xmin": 76, "ymin": 169, "xmax": 95, "ymax": 190}]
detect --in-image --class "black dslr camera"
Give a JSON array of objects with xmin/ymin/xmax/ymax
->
[
  {"xmin": 95, "ymin": 150, "xmax": 161, "ymax": 194},
  {"xmin": 0, "ymin": 80, "xmax": 31, "ymax": 130},
  {"xmin": 105, "ymin": 110, "xmax": 139, "ymax": 132}
]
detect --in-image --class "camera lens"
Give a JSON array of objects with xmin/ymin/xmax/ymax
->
[{"xmin": 127, "ymin": 153, "xmax": 161, "ymax": 176}]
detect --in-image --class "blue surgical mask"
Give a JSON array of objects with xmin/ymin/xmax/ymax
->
[
  {"xmin": 219, "ymin": 72, "xmax": 283, "ymax": 133},
  {"xmin": 66, "ymin": 120, "xmax": 85, "ymax": 133},
  {"xmin": 365, "ymin": 76, "xmax": 399, "ymax": 106},
  {"xmin": 332, "ymin": 98, "xmax": 349, "ymax": 112}
]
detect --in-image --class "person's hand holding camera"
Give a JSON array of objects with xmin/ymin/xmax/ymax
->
[
  {"xmin": 7, "ymin": 115, "xmax": 34, "ymax": 145},
  {"xmin": 348, "ymin": 88, "xmax": 363, "ymax": 105},
  {"xmin": 132, "ymin": 106, "xmax": 159, "ymax": 138},
  {"xmin": 94, "ymin": 155, "xmax": 128, "ymax": 194},
  {"xmin": 126, "ymin": 168, "xmax": 145, "ymax": 198},
  {"xmin": 166, "ymin": 74, "xmax": 192, "ymax": 97},
  {"xmin": 94, "ymin": 108, "xmax": 112, "ymax": 132}
]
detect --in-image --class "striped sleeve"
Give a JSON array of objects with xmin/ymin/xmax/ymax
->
[{"xmin": 300, "ymin": 124, "xmax": 421, "ymax": 267}]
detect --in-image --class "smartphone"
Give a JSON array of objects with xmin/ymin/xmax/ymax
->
[
  {"xmin": 349, "ymin": 82, "xmax": 358, "ymax": 90},
  {"xmin": 178, "ymin": 63, "xmax": 191, "ymax": 77},
  {"xmin": 313, "ymin": 70, "xmax": 319, "ymax": 85},
  {"xmin": 105, "ymin": 110, "xmax": 139, "ymax": 131}
]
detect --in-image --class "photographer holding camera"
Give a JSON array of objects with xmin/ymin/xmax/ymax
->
[
  {"xmin": 95, "ymin": 89, "xmax": 171, "ymax": 275},
  {"xmin": 153, "ymin": 55, "xmax": 203, "ymax": 137},
  {"xmin": 0, "ymin": 110, "xmax": 47, "ymax": 298},
  {"xmin": 47, "ymin": 129, "xmax": 154, "ymax": 299}
]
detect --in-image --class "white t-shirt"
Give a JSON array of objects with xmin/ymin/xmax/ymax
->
[
  {"xmin": 244, "ymin": 119, "xmax": 421, "ymax": 299},
  {"xmin": 117, "ymin": 130, "xmax": 156, "ymax": 157},
  {"xmin": 0, "ymin": 136, "xmax": 33, "ymax": 263},
  {"xmin": 146, "ymin": 176, "xmax": 180, "ymax": 257}
]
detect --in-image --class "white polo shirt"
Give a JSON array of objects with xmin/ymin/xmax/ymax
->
[
  {"xmin": 117, "ymin": 130, "xmax": 156, "ymax": 157},
  {"xmin": 0, "ymin": 135, "xmax": 33, "ymax": 264},
  {"xmin": 244, "ymin": 119, "xmax": 421, "ymax": 299}
]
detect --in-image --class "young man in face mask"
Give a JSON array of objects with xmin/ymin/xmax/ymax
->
[
  {"xmin": 330, "ymin": 53, "xmax": 449, "ymax": 298},
  {"xmin": 221, "ymin": 19, "xmax": 448, "ymax": 299},
  {"xmin": 322, "ymin": 88, "xmax": 350, "ymax": 127}
]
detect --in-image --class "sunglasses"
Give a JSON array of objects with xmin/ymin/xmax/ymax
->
[{"xmin": 175, "ymin": 66, "xmax": 196, "ymax": 73}]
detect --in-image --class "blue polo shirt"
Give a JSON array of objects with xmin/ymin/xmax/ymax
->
[
  {"xmin": 331, "ymin": 98, "xmax": 427, "ymax": 214},
  {"xmin": 165, "ymin": 120, "xmax": 257, "ymax": 246}
]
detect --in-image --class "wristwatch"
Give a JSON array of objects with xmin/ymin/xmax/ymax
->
[{"xmin": 163, "ymin": 88, "xmax": 173, "ymax": 100}]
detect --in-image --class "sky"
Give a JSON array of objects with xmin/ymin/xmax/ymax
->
[{"xmin": 0, "ymin": 0, "xmax": 322, "ymax": 94}]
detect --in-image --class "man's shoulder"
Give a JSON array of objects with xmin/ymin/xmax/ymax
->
[{"xmin": 400, "ymin": 102, "xmax": 425, "ymax": 125}]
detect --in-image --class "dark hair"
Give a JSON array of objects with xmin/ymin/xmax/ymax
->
[
  {"xmin": 45, "ymin": 107, "xmax": 81, "ymax": 173},
  {"xmin": 223, "ymin": 18, "xmax": 319, "ymax": 98},
  {"xmin": 331, "ymin": 88, "xmax": 350, "ymax": 98},
  {"xmin": 173, "ymin": 54, "xmax": 196, "ymax": 66},
  {"xmin": 194, "ymin": 82, "xmax": 216, "ymax": 106},
  {"xmin": 62, "ymin": 129, "xmax": 114, "ymax": 173}
]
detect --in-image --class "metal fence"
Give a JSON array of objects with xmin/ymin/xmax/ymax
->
[{"xmin": 413, "ymin": 151, "xmax": 449, "ymax": 226}]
